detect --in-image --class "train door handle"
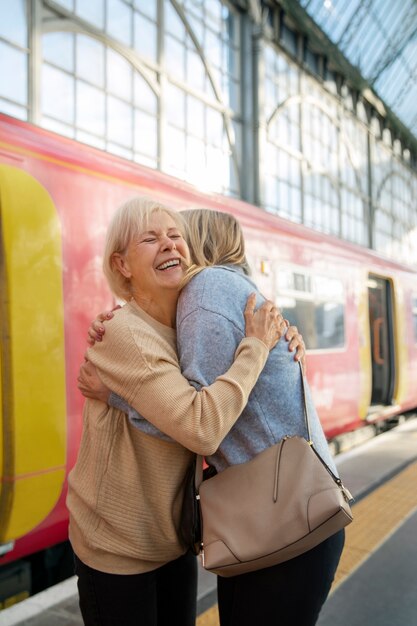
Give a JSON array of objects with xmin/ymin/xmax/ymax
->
[{"xmin": 373, "ymin": 318, "xmax": 384, "ymax": 365}]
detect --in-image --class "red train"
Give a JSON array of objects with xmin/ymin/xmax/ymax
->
[{"xmin": 0, "ymin": 113, "xmax": 416, "ymax": 605}]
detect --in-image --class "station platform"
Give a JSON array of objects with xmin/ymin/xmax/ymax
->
[{"xmin": 1, "ymin": 416, "xmax": 416, "ymax": 626}]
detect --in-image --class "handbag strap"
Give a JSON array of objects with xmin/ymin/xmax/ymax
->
[
  {"xmin": 299, "ymin": 361, "xmax": 313, "ymax": 443},
  {"xmin": 194, "ymin": 363, "xmax": 312, "ymax": 488},
  {"xmin": 299, "ymin": 363, "xmax": 353, "ymax": 501},
  {"xmin": 193, "ymin": 362, "xmax": 352, "ymax": 503}
]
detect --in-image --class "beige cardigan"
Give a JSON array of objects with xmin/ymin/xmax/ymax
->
[{"xmin": 67, "ymin": 301, "xmax": 268, "ymax": 574}]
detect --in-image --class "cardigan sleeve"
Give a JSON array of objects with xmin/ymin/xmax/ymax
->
[
  {"xmin": 108, "ymin": 391, "xmax": 174, "ymax": 443},
  {"xmin": 87, "ymin": 313, "xmax": 269, "ymax": 456}
]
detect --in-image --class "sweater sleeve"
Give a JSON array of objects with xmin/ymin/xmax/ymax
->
[
  {"xmin": 87, "ymin": 316, "xmax": 269, "ymax": 456},
  {"xmin": 178, "ymin": 307, "xmax": 243, "ymax": 389},
  {"xmin": 108, "ymin": 391, "xmax": 174, "ymax": 443}
]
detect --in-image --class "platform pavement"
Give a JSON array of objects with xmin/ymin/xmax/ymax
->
[
  {"xmin": 316, "ymin": 416, "xmax": 417, "ymax": 626},
  {"xmin": 1, "ymin": 416, "xmax": 416, "ymax": 626},
  {"xmin": 335, "ymin": 414, "xmax": 417, "ymax": 500},
  {"xmin": 317, "ymin": 507, "xmax": 417, "ymax": 626}
]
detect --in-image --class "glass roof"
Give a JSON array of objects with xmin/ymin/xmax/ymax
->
[{"xmin": 297, "ymin": 0, "xmax": 417, "ymax": 140}]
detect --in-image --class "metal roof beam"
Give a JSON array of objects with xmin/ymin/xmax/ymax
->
[
  {"xmin": 370, "ymin": 18, "xmax": 417, "ymax": 84},
  {"xmin": 336, "ymin": 0, "xmax": 374, "ymax": 49},
  {"xmin": 269, "ymin": 0, "xmax": 417, "ymax": 152}
]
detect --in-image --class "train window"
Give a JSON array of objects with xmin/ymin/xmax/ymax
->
[
  {"xmin": 276, "ymin": 270, "xmax": 345, "ymax": 350},
  {"xmin": 412, "ymin": 296, "xmax": 417, "ymax": 342},
  {"xmin": 278, "ymin": 270, "xmax": 312, "ymax": 294}
]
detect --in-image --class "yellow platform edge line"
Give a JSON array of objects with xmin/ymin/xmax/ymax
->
[
  {"xmin": 197, "ymin": 605, "xmax": 220, "ymax": 626},
  {"xmin": 197, "ymin": 460, "xmax": 417, "ymax": 626},
  {"xmin": 331, "ymin": 461, "xmax": 417, "ymax": 592}
]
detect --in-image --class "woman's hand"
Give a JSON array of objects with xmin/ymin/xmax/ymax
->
[
  {"xmin": 78, "ymin": 359, "xmax": 111, "ymax": 403},
  {"xmin": 284, "ymin": 324, "xmax": 307, "ymax": 373},
  {"xmin": 87, "ymin": 305, "xmax": 120, "ymax": 346},
  {"xmin": 244, "ymin": 294, "xmax": 283, "ymax": 350}
]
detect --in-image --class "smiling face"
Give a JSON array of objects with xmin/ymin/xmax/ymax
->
[{"xmin": 112, "ymin": 210, "xmax": 190, "ymax": 307}]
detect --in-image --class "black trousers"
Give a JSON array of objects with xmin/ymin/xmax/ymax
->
[
  {"xmin": 217, "ymin": 529, "xmax": 345, "ymax": 626},
  {"xmin": 74, "ymin": 551, "xmax": 197, "ymax": 626}
]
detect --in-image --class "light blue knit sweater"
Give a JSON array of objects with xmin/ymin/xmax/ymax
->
[{"xmin": 110, "ymin": 265, "xmax": 337, "ymax": 474}]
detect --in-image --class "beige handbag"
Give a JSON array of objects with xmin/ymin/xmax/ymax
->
[{"xmin": 195, "ymin": 364, "xmax": 353, "ymax": 577}]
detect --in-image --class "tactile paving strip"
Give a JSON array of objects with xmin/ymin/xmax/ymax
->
[{"xmin": 332, "ymin": 460, "xmax": 417, "ymax": 590}]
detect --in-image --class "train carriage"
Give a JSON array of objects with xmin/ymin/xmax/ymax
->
[{"xmin": 0, "ymin": 113, "xmax": 416, "ymax": 605}]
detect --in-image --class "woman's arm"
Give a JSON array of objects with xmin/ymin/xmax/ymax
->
[
  {"xmin": 77, "ymin": 365, "xmax": 173, "ymax": 441},
  {"xmin": 108, "ymin": 392, "xmax": 173, "ymax": 441},
  {"xmin": 87, "ymin": 307, "xmax": 306, "ymax": 367},
  {"xmin": 81, "ymin": 296, "xmax": 281, "ymax": 455},
  {"xmin": 80, "ymin": 302, "xmax": 305, "ymax": 440}
]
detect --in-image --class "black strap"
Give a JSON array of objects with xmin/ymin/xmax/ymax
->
[{"xmin": 195, "ymin": 455, "xmax": 204, "ymax": 489}]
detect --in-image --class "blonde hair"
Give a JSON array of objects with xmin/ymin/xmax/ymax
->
[
  {"xmin": 103, "ymin": 196, "xmax": 187, "ymax": 301},
  {"xmin": 181, "ymin": 209, "xmax": 250, "ymax": 287}
]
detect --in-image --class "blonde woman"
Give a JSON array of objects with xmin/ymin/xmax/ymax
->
[
  {"xmin": 68, "ymin": 197, "xmax": 287, "ymax": 626},
  {"xmin": 176, "ymin": 210, "xmax": 344, "ymax": 626}
]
